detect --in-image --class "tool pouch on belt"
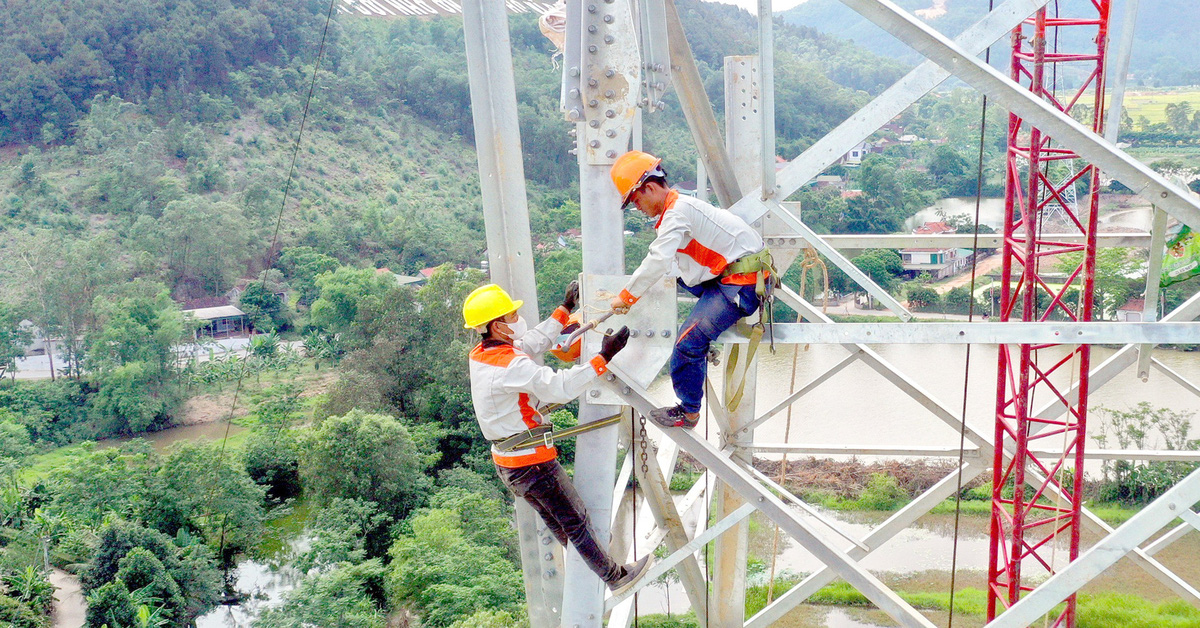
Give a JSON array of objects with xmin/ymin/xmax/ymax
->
[{"xmin": 492, "ymin": 424, "xmax": 553, "ymax": 453}]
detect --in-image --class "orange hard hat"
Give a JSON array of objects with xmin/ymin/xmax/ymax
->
[{"xmin": 610, "ymin": 151, "xmax": 664, "ymax": 209}]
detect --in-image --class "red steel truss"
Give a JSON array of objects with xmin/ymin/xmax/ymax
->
[{"xmin": 988, "ymin": 2, "xmax": 1111, "ymax": 626}]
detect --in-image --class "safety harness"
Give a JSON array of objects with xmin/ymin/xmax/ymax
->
[
  {"xmin": 491, "ymin": 412, "xmax": 625, "ymax": 452},
  {"xmin": 718, "ymin": 247, "xmax": 780, "ymax": 413}
]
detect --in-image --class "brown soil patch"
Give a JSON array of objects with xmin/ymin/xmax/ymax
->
[{"xmin": 180, "ymin": 392, "xmax": 247, "ymax": 425}]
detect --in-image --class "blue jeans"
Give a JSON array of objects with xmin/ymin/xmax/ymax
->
[{"xmin": 672, "ymin": 279, "xmax": 760, "ymax": 414}]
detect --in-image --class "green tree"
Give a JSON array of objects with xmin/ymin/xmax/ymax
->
[
  {"xmin": 86, "ymin": 580, "xmax": 137, "ymax": 628},
  {"xmin": 0, "ymin": 304, "xmax": 31, "ymax": 377},
  {"xmin": 157, "ymin": 198, "xmax": 251, "ymax": 296},
  {"xmin": 301, "ymin": 410, "xmax": 430, "ymax": 520},
  {"xmin": 387, "ymin": 491, "xmax": 523, "ymax": 627},
  {"xmin": 256, "ymin": 560, "xmax": 387, "ymax": 628},
  {"xmin": 905, "ymin": 284, "xmax": 940, "ymax": 312},
  {"xmin": 86, "ymin": 289, "xmax": 188, "ymax": 435},
  {"xmin": 238, "ymin": 282, "xmax": 290, "ymax": 333},
  {"xmin": 278, "ymin": 247, "xmax": 342, "ymax": 307},
  {"xmin": 927, "ymin": 145, "xmax": 970, "ymax": 192},
  {"xmin": 308, "ymin": 267, "xmax": 396, "ymax": 338},
  {"xmin": 115, "ymin": 548, "xmax": 185, "ymax": 623}
]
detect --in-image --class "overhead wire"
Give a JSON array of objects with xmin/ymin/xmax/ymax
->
[
  {"xmin": 203, "ymin": 0, "xmax": 341, "ymax": 574},
  {"xmin": 947, "ymin": 1, "xmax": 995, "ymax": 622}
]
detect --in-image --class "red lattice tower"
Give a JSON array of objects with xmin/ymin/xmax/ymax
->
[{"xmin": 987, "ymin": 3, "xmax": 1111, "ymax": 626}]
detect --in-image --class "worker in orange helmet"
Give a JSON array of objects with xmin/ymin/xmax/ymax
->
[
  {"xmin": 609, "ymin": 151, "xmax": 772, "ymax": 429},
  {"xmin": 463, "ymin": 282, "xmax": 650, "ymax": 594}
]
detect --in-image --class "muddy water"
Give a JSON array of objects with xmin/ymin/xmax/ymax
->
[{"xmin": 96, "ymin": 421, "xmax": 246, "ymax": 453}]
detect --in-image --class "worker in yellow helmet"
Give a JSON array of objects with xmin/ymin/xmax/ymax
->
[
  {"xmin": 609, "ymin": 151, "xmax": 771, "ymax": 429},
  {"xmin": 463, "ymin": 282, "xmax": 650, "ymax": 594}
]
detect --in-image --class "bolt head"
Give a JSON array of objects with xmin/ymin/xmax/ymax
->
[
  {"xmin": 604, "ymin": 89, "xmax": 615, "ymax": 98},
  {"xmin": 570, "ymin": 67, "xmax": 580, "ymax": 77},
  {"xmin": 604, "ymin": 35, "xmax": 614, "ymax": 44},
  {"xmin": 587, "ymin": 4, "xmax": 596, "ymax": 11},
  {"xmin": 589, "ymin": 119, "xmax": 600, "ymax": 128},
  {"xmin": 603, "ymin": 14, "xmax": 613, "ymax": 23},
  {"xmin": 589, "ymin": 390, "xmax": 600, "ymax": 398},
  {"xmin": 589, "ymin": 99, "xmax": 599, "ymax": 107},
  {"xmin": 605, "ymin": 69, "xmax": 616, "ymax": 78},
  {"xmin": 588, "ymin": 25, "xmax": 597, "ymax": 33},
  {"xmin": 605, "ymin": 129, "xmax": 616, "ymax": 137},
  {"xmin": 589, "ymin": 140, "xmax": 600, "ymax": 148},
  {"xmin": 605, "ymin": 110, "xmax": 616, "ymax": 118},
  {"xmin": 588, "ymin": 45, "xmax": 597, "ymax": 53},
  {"xmin": 661, "ymin": 329, "xmax": 671, "ymax": 337},
  {"xmin": 606, "ymin": 150, "xmax": 617, "ymax": 158},
  {"xmin": 645, "ymin": 329, "xmax": 655, "ymax": 337}
]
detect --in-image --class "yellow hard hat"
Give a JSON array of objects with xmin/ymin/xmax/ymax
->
[
  {"xmin": 463, "ymin": 284, "xmax": 523, "ymax": 330},
  {"xmin": 610, "ymin": 150, "xmax": 664, "ymax": 208}
]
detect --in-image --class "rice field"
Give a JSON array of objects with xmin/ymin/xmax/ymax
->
[{"xmin": 1111, "ymin": 88, "xmax": 1200, "ymax": 124}]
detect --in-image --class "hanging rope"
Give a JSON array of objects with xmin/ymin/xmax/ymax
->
[
  {"xmin": 947, "ymin": 2, "xmax": 993, "ymax": 620},
  {"xmin": 796, "ymin": 247, "xmax": 830, "ymax": 313},
  {"xmin": 766, "ymin": 342, "xmax": 802, "ymax": 602}
]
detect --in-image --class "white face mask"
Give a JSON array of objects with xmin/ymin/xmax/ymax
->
[{"xmin": 504, "ymin": 316, "xmax": 528, "ymax": 341}]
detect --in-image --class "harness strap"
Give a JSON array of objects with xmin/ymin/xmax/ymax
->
[{"xmin": 492, "ymin": 413, "xmax": 625, "ymax": 452}]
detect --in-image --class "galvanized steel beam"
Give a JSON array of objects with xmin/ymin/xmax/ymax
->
[
  {"xmin": 989, "ymin": 468, "xmax": 1200, "ymax": 627},
  {"xmin": 837, "ymin": 0, "xmax": 1200, "ymax": 230},
  {"xmin": 713, "ymin": 322, "xmax": 1200, "ymax": 345}
]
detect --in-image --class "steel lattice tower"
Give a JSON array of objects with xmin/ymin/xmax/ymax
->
[{"xmin": 988, "ymin": 3, "xmax": 1112, "ymax": 625}]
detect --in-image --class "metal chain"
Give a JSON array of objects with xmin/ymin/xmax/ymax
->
[{"xmin": 638, "ymin": 414, "xmax": 650, "ymax": 475}]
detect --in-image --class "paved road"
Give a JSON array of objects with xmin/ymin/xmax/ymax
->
[
  {"xmin": 10, "ymin": 337, "xmax": 258, "ymax": 381},
  {"xmin": 51, "ymin": 569, "xmax": 85, "ymax": 628}
]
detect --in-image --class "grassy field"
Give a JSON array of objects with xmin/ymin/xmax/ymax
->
[{"xmin": 1112, "ymin": 88, "xmax": 1200, "ymax": 125}]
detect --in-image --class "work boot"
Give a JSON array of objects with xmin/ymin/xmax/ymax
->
[
  {"xmin": 648, "ymin": 405, "xmax": 699, "ymax": 429},
  {"xmin": 609, "ymin": 555, "xmax": 652, "ymax": 597}
]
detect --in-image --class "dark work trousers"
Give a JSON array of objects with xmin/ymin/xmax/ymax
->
[
  {"xmin": 495, "ymin": 460, "xmax": 623, "ymax": 584},
  {"xmin": 673, "ymin": 279, "xmax": 761, "ymax": 414}
]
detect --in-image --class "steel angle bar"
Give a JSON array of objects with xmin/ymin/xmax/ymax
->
[
  {"xmin": 1038, "ymin": 449, "xmax": 1200, "ymax": 462},
  {"xmin": 1138, "ymin": 208, "xmax": 1170, "ymax": 380},
  {"xmin": 662, "ymin": 429, "xmax": 937, "ymax": 627},
  {"xmin": 610, "ymin": 450, "xmax": 634, "ymax": 529},
  {"xmin": 714, "ymin": 322, "xmax": 1200, "ymax": 345},
  {"xmin": 704, "ymin": 376, "xmax": 733, "ymax": 438},
  {"xmin": 752, "ymin": 197, "xmax": 913, "ymax": 320},
  {"xmin": 663, "ymin": 0, "xmax": 741, "ymax": 208},
  {"xmin": 989, "ymin": 467, "xmax": 1200, "ymax": 627},
  {"xmin": 627, "ymin": 414, "xmax": 710, "ymax": 623},
  {"xmin": 1027, "ymin": 467, "xmax": 1200, "ymax": 607},
  {"xmin": 1181, "ymin": 508, "xmax": 1200, "ymax": 532},
  {"xmin": 1144, "ymin": 522, "xmax": 1192, "ymax": 557},
  {"xmin": 606, "ymin": 503, "xmax": 755, "ymax": 609},
  {"xmin": 730, "ymin": 0, "xmax": 1052, "ymax": 223},
  {"xmin": 1032, "ymin": 290, "xmax": 1200, "ymax": 423},
  {"xmin": 766, "ymin": 233, "xmax": 1152, "ymax": 250},
  {"xmin": 775, "ymin": 285, "xmax": 992, "ymax": 452},
  {"xmin": 747, "ymin": 462, "xmax": 985, "ymax": 628},
  {"xmin": 740, "ymin": 350, "xmax": 861, "ymax": 434},
  {"xmin": 602, "ymin": 365, "xmax": 938, "ymax": 628},
  {"xmin": 742, "ymin": 463, "xmax": 870, "ymax": 551},
  {"xmin": 1152, "ymin": 358, "xmax": 1200, "ymax": 399},
  {"xmin": 1103, "ymin": 0, "xmax": 1140, "ymax": 144},
  {"xmin": 758, "ymin": 0, "xmax": 776, "ymax": 198},
  {"xmin": 837, "ymin": 0, "xmax": 1200, "ymax": 230},
  {"xmin": 751, "ymin": 444, "xmax": 982, "ymax": 458}
]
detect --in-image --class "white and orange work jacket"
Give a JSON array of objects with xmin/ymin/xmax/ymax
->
[
  {"xmin": 617, "ymin": 190, "xmax": 765, "ymax": 306},
  {"xmin": 468, "ymin": 306, "xmax": 610, "ymax": 468}
]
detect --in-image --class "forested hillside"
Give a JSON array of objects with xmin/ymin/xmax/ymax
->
[{"xmin": 782, "ymin": 0, "xmax": 1200, "ymax": 87}]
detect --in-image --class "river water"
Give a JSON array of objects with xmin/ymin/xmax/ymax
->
[{"xmin": 904, "ymin": 195, "xmax": 1155, "ymax": 232}]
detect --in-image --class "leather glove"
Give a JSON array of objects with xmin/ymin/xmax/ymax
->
[
  {"xmin": 599, "ymin": 326, "xmax": 631, "ymax": 362},
  {"xmin": 563, "ymin": 280, "xmax": 579, "ymax": 313}
]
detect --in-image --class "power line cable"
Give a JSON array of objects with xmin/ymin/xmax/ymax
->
[
  {"xmin": 947, "ymin": 2, "xmax": 994, "ymax": 622},
  {"xmin": 203, "ymin": 0, "xmax": 340, "ymax": 576}
]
